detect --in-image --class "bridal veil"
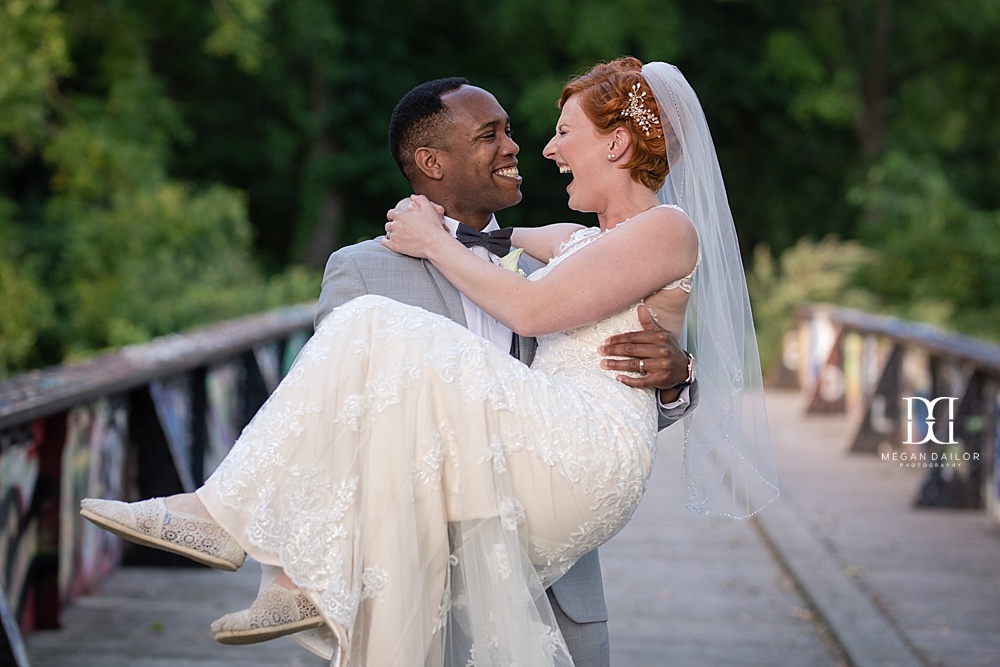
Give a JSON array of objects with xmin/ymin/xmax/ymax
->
[{"xmin": 642, "ymin": 62, "xmax": 780, "ymax": 518}]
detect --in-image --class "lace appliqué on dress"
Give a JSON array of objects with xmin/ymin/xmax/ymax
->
[{"xmin": 201, "ymin": 222, "xmax": 665, "ymax": 665}]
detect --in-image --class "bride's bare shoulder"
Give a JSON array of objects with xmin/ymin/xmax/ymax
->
[
  {"xmin": 645, "ymin": 203, "xmax": 694, "ymax": 226},
  {"xmin": 627, "ymin": 205, "xmax": 698, "ymax": 248}
]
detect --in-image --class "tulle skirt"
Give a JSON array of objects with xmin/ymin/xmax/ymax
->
[{"xmin": 198, "ymin": 295, "xmax": 657, "ymax": 666}]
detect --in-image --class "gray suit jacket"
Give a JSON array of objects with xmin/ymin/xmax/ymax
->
[
  {"xmin": 316, "ymin": 239, "xmax": 535, "ymax": 364},
  {"xmin": 315, "ymin": 238, "xmax": 695, "ymax": 661}
]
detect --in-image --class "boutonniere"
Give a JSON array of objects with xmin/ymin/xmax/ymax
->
[{"xmin": 499, "ymin": 248, "xmax": 526, "ymax": 276}]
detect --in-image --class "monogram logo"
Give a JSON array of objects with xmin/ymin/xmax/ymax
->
[{"xmin": 902, "ymin": 397, "xmax": 958, "ymax": 446}]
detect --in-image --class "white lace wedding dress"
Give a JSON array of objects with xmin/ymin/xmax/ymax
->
[{"xmin": 198, "ymin": 227, "xmax": 661, "ymax": 666}]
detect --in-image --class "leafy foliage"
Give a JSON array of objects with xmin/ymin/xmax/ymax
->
[
  {"xmin": 0, "ymin": 0, "xmax": 998, "ymax": 378},
  {"xmin": 749, "ymin": 237, "xmax": 877, "ymax": 374},
  {"xmin": 853, "ymin": 151, "xmax": 1000, "ymax": 339},
  {"xmin": 0, "ymin": 0, "xmax": 316, "ymax": 377}
]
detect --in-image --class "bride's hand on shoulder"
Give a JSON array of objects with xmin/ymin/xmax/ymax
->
[{"xmin": 382, "ymin": 195, "xmax": 450, "ymax": 258}]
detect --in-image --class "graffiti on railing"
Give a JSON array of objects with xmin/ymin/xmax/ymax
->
[
  {"xmin": 0, "ymin": 303, "xmax": 314, "ymax": 651},
  {"xmin": 60, "ymin": 400, "xmax": 127, "ymax": 602},
  {"xmin": 0, "ymin": 427, "xmax": 39, "ymax": 634},
  {"xmin": 150, "ymin": 376, "xmax": 197, "ymax": 491}
]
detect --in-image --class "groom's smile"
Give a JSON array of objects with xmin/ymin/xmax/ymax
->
[
  {"xmin": 436, "ymin": 85, "xmax": 523, "ymax": 227},
  {"xmin": 494, "ymin": 164, "xmax": 521, "ymax": 182}
]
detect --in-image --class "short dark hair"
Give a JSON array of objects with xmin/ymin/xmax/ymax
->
[{"xmin": 388, "ymin": 77, "xmax": 469, "ymax": 181}]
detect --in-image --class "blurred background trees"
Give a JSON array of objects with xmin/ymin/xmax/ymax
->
[{"xmin": 1, "ymin": 0, "xmax": 998, "ymax": 378}]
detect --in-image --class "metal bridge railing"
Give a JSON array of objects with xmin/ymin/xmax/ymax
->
[
  {"xmin": 776, "ymin": 303, "xmax": 1000, "ymax": 520},
  {"xmin": 0, "ymin": 303, "xmax": 315, "ymax": 663}
]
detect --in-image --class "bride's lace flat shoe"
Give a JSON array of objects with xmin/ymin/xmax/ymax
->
[
  {"xmin": 211, "ymin": 583, "xmax": 324, "ymax": 645},
  {"xmin": 79, "ymin": 497, "xmax": 245, "ymax": 572}
]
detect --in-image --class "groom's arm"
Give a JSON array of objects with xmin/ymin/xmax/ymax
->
[
  {"xmin": 656, "ymin": 383, "xmax": 699, "ymax": 429},
  {"xmin": 598, "ymin": 305, "xmax": 698, "ymax": 429}
]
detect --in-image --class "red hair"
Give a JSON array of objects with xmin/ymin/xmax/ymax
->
[{"xmin": 558, "ymin": 57, "xmax": 673, "ymax": 191}]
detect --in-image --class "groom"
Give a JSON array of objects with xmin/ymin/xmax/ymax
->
[{"xmin": 315, "ymin": 78, "xmax": 695, "ymax": 667}]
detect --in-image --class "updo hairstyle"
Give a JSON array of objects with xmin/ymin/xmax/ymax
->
[{"xmin": 558, "ymin": 56, "xmax": 676, "ymax": 191}]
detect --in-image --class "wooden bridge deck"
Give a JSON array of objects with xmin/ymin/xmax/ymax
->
[{"xmin": 24, "ymin": 390, "xmax": 1000, "ymax": 666}]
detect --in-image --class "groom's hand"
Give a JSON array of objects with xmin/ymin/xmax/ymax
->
[{"xmin": 599, "ymin": 305, "xmax": 689, "ymax": 393}]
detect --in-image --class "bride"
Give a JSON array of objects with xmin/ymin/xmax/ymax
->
[{"xmin": 80, "ymin": 58, "xmax": 777, "ymax": 666}]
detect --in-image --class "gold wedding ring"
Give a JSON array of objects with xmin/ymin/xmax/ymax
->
[{"xmin": 639, "ymin": 359, "xmax": 645, "ymax": 373}]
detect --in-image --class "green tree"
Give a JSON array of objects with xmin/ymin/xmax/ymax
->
[
  {"xmin": 751, "ymin": 0, "xmax": 1000, "ymax": 354},
  {"xmin": 852, "ymin": 151, "xmax": 1000, "ymax": 340},
  {"xmin": 0, "ymin": 0, "xmax": 315, "ymax": 375},
  {"xmin": 2, "ymin": 0, "xmax": 999, "ymax": 377}
]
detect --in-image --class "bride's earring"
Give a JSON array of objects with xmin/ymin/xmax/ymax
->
[{"xmin": 608, "ymin": 153, "xmax": 616, "ymax": 160}]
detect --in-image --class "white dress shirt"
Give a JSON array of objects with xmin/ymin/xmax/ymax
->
[{"xmin": 441, "ymin": 215, "xmax": 514, "ymax": 353}]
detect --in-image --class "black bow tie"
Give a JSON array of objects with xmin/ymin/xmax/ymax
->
[{"xmin": 455, "ymin": 223, "xmax": 513, "ymax": 256}]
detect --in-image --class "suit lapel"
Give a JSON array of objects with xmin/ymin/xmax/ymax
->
[
  {"xmin": 421, "ymin": 259, "xmax": 467, "ymax": 327},
  {"xmin": 421, "ymin": 248, "xmax": 539, "ymax": 365},
  {"xmin": 513, "ymin": 251, "xmax": 542, "ymax": 365},
  {"xmin": 513, "ymin": 333, "xmax": 536, "ymax": 365}
]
